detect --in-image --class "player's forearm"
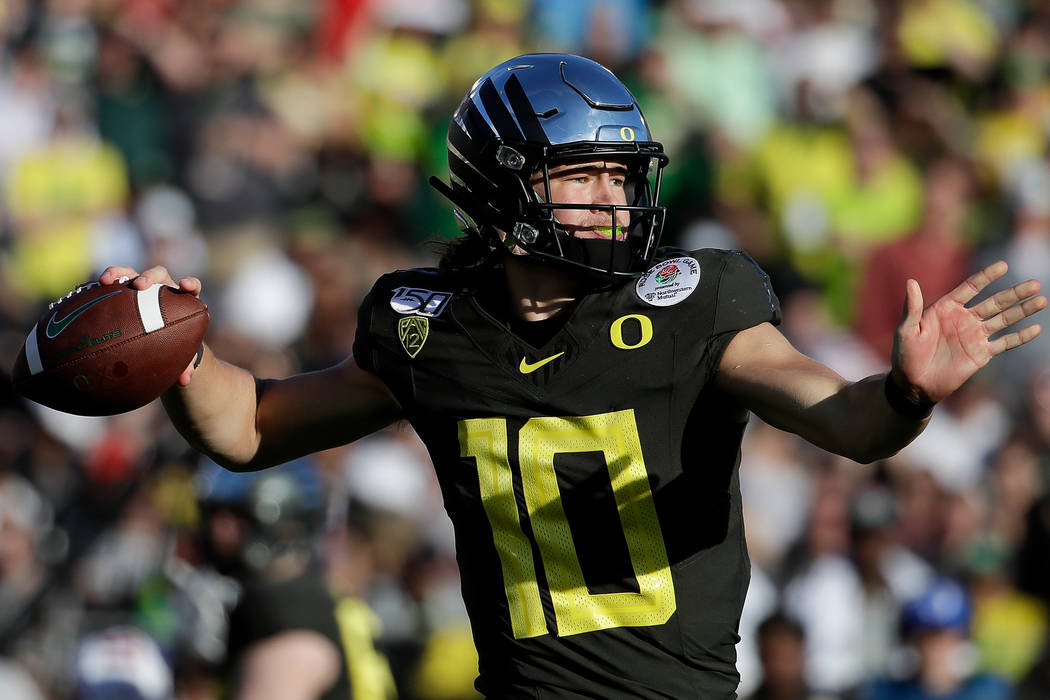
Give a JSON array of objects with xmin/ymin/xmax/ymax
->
[
  {"xmin": 729, "ymin": 363, "xmax": 929, "ymax": 463},
  {"xmin": 734, "ymin": 367, "xmax": 923, "ymax": 465},
  {"xmin": 161, "ymin": 345, "xmax": 264, "ymax": 470},
  {"xmin": 801, "ymin": 373, "xmax": 930, "ymax": 463},
  {"xmin": 165, "ymin": 351, "xmax": 402, "ymax": 471},
  {"xmin": 718, "ymin": 324, "xmax": 931, "ymax": 463},
  {"xmin": 248, "ymin": 362, "xmax": 403, "ymax": 469}
]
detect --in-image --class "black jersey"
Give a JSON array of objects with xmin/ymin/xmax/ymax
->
[{"xmin": 353, "ymin": 249, "xmax": 780, "ymax": 699}]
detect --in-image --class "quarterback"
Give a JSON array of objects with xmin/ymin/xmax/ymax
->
[{"xmin": 101, "ymin": 55, "xmax": 1044, "ymax": 698}]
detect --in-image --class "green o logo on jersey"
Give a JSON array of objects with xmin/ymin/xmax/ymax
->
[
  {"xmin": 398, "ymin": 316, "xmax": 429, "ymax": 358},
  {"xmin": 610, "ymin": 314, "xmax": 653, "ymax": 350}
]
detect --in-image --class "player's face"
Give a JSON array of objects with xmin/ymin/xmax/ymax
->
[{"xmin": 531, "ymin": 160, "xmax": 631, "ymax": 240}]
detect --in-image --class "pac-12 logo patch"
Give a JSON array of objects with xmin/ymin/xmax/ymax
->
[
  {"xmin": 390, "ymin": 287, "xmax": 451, "ymax": 317},
  {"xmin": 398, "ymin": 317, "xmax": 429, "ymax": 358},
  {"xmin": 636, "ymin": 257, "xmax": 700, "ymax": 307}
]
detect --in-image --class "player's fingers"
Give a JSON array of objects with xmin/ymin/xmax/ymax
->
[
  {"xmin": 99, "ymin": 266, "xmax": 140, "ymax": 285},
  {"xmin": 988, "ymin": 323, "xmax": 1042, "ymax": 356},
  {"xmin": 176, "ymin": 344, "xmax": 205, "ymax": 386},
  {"xmin": 948, "ymin": 261, "xmax": 1008, "ymax": 305},
  {"xmin": 900, "ymin": 279, "xmax": 923, "ymax": 331},
  {"xmin": 983, "ymin": 295, "xmax": 1048, "ymax": 335},
  {"xmin": 177, "ymin": 276, "xmax": 203, "ymax": 297},
  {"xmin": 972, "ymin": 279, "xmax": 1042, "ymax": 319},
  {"xmin": 176, "ymin": 359, "xmax": 195, "ymax": 387},
  {"xmin": 132, "ymin": 265, "xmax": 177, "ymax": 289}
]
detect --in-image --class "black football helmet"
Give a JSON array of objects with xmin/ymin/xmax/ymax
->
[{"xmin": 430, "ymin": 53, "xmax": 669, "ymax": 278}]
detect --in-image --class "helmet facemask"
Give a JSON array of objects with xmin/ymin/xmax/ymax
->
[{"xmin": 500, "ymin": 146, "xmax": 668, "ymax": 279}]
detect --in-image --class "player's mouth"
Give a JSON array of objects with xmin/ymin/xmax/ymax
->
[{"xmin": 571, "ymin": 225, "xmax": 626, "ymax": 240}]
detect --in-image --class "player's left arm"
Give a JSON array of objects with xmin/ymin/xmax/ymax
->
[{"xmin": 715, "ymin": 261, "xmax": 1045, "ymax": 463}]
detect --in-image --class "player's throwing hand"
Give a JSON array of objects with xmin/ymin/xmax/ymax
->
[
  {"xmin": 892, "ymin": 260, "xmax": 1046, "ymax": 406},
  {"xmin": 99, "ymin": 265, "xmax": 205, "ymax": 386}
]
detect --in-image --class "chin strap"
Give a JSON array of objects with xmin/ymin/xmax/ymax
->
[{"xmin": 568, "ymin": 237, "xmax": 634, "ymax": 274}]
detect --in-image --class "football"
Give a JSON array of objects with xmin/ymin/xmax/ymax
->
[{"xmin": 11, "ymin": 280, "xmax": 210, "ymax": 416}]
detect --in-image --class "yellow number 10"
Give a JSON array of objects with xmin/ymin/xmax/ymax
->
[{"xmin": 458, "ymin": 409, "xmax": 676, "ymax": 639}]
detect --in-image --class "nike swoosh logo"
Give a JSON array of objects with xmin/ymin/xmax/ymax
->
[
  {"xmin": 46, "ymin": 290, "xmax": 123, "ymax": 338},
  {"xmin": 519, "ymin": 352, "xmax": 564, "ymax": 374}
]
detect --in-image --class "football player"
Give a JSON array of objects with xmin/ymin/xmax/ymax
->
[{"xmin": 100, "ymin": 54, "xmax": 1045, "ymax": 698}]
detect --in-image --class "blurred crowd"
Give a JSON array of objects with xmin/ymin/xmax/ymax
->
[{"xmin": 1, "ymin": 0, "xmax": 1049, "ymax": 698}]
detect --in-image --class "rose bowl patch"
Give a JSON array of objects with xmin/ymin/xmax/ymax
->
[{"xmin": 636, "ymin": 257, "xmax": 700, "ymax": 307}]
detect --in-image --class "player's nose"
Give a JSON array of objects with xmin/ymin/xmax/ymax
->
[
  {"xmin": 589, "ymin": 176, "xmax": 624, "ymax": 215},
  {"xmin": 592, "ymin": 176, "xmax": 619, "ymax": 203}
]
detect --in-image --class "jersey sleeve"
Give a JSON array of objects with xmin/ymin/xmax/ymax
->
[
  {"xmin": 352, "ymin": 286, "xmax": 379, "ymax": 374},
  {"xmin": 350, "ymin": 268, "xmax": 448, "ymax": 399},
  {"xmin": 711, "ymin": 250, "xmax": 781, "ymax": 336}
]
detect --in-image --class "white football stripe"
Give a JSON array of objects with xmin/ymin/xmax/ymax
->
[
  {"xmin": 26, "ymin": 323, "xmax": 43, "ymax": 375},
  {"xmin": 137, "ymin": 284, "xmax": 165, "ymax": 333}
]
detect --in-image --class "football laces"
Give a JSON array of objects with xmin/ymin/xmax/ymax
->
[{"xmin": 46, "ymin": 277, "xmax": 130, "ymax": 310}]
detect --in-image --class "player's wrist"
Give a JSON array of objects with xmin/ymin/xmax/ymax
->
[{"xmin": 883, "ymin": 372, "xmax": 935, "ymax": 420}]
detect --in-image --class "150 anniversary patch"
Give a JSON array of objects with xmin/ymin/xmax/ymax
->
[
  {"xmin": 390, "ymin": 287, "xmax": 451, "ymax": 317},
  {"xmin": 635, "ymin": 257, "xmax": 700, "ymax": 307}
]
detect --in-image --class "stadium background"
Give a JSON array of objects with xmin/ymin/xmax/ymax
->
[{"xmin": 1, "ymin": 0, "xmax": 1049, "ymax": 697}]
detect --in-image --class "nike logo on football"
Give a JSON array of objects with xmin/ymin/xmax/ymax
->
[
  {"xmin": 45, "ymin": 291, "xmax": 123, "ymax": 338},
  {"xmin": 519, "ymin": 352, "xmax": 564, "ymax": 374}
]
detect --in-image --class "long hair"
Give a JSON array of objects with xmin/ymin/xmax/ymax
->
[{"xmin": 433, "ymin": 231, "xmax": 501, "ymax": 275}]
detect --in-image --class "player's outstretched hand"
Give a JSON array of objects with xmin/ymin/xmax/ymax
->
[
  {"xmin": 892, "ymin": 261, "xmax": 1046, "ymax": 405},
  {"xmin": 99, "ymin": 265, "xmax": 204, "ymax": 386}
]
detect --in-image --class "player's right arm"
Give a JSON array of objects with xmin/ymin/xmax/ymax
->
[
  {"xmin": 99, "ymin": 266, "xmax": 403, "ymax": 471},
  {"xmin": 716, "ymin": 262, "xmax": 1044, "ymax": 463}
]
